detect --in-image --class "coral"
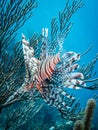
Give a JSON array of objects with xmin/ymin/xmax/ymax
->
[
  {"xmin": 0, "ymin": 0, "xmax": 37, "ymax": 53},
  {"xmin": 3, "ymin": 100, "xmax": 44, "ymax": 130},
  {"xmin": 83, "ymin": 98, "xmax": 96, "ymax": 130},
  {"xmin": 73, "ymin": 120, "xmax": 84, "ymax": 130},
  {"xmin": 73, "ymin": 98, "xmax": 96, "ymax": 130}
]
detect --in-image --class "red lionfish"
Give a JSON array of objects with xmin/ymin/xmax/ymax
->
[
  {"xmin": 6, "ymin": 28, "xmax": 88, "ymax": 120},
  {"xmin": 21, "ymin": 28, "xmax": 88, "ymax": 120}
]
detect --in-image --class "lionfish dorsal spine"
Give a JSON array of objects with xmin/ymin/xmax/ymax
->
[{"xmin": 40, "ymin": 28, "xmax": 49, "ymax": 60}]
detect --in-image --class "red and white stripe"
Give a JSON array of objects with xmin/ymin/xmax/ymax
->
[
  {"xmin": 69, "ymin": 72, "xmax": 84, "ymax": 79},
  {"xmin": 67, "ymin": 64, "xmax": 79, "ymax": 73},
  {"xmin": 64, "ymin": 78, "xmax": 86, "ymax": 89},
  {"xmin": 36, "ymin": 53, "xmax": 60, "ymax": 92}
]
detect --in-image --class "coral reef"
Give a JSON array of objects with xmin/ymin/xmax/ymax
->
[{"xmin": 0, "ymin": 0, "xmax": 98, "ymax": 130}]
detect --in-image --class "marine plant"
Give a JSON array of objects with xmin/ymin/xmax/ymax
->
[{"xmin": 0, "ymin": 0, "xmax": 98, "ymax": 129}]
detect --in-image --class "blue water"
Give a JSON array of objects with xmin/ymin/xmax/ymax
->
[
  {"xmin": 1, "ymin": 0, "xmax": 98, "ymax": 129},
  {"xmin": 17, "ymin": 0, "xmax": 98, "ymax": 53}
]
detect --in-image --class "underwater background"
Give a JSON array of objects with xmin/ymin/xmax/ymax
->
[
  {"xmin": 0, "ymin": 0, "xmax": 98, "ymax": 130},
  {"xmin": 15, "ymin": 0, "xmax": 98, "ymax": 128}
]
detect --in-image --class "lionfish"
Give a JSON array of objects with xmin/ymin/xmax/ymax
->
[{"xmin": 6, "ymin": 28, "xmax": 93, "ymax": 120}]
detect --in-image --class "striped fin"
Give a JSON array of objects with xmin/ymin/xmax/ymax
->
[
  {"xmin": 55, "ymin": 52, "xmax": 80, "ymax": 76},
  {"xmin": 50, "ymin": 63, "xmax": 80, "ymax": 86},
  {"xmin": 66, "ymin": 51, "xmax": 80, "ymax": 61},
  {"xmin": 63, "ymin": 79, "xmax": 86, "ymax": 89},
  {"xmin": 62, "ymin": 72, "xmax": 84, "ymax": 85},
  {"xmin": 40, "ymin": 28, "xmax": 48, "ymax": 60},
  {"xmin": 70, "ymin": 72, "xmax": 84, "ymax": 79},
  {"xmin": 22, "ymin": 34, "xmax": 39, "ymax": 82},
  {"xmin": 62, "ymin": 51, "xmax": 80, "ymax": 68},
  {"xmin": 62, "ymin": 51, "xmax": 80, "ymax": 60},
  {"xmin": 41, "ymin": 84, "xmax": 75, "ymax": 112},
  {"xmin": 50, "ymin": 51, "xmax": 86, "ymax": 90},
  {"xmin": 22, "ymin": 36, "xmax": 34, "ymax": 62},
  {"xmin": 67, "ymin": 64, "xmax": 79, "ymax": 73}
]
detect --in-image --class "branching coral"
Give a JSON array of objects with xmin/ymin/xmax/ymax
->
[
  {"xmin": 49, "ymin": 0, "xmax": 83, "ymax": 54},
  {"xmin": 0, "ymin": 0, "xmax": 37, "ymax": 53},
  {"xmin": 0, "ymin": 0, "xmax": 38, "ymax": 111},
  {"xmin": 3, "ymin": 100, "xmax": 44, "ymax": 130},
  {"xmin": 0, "ymin": 35, "xmax": 41, "ymax": 110},
  {"xmin": 0, "ymin": 42, "xmax": 25, "ymax": 105}
]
